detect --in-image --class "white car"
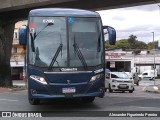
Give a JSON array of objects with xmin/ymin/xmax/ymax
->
[
  {"xmin": 125, "ymin": 72, "xmax": 140, "ymax": 86},
  {"xmin": 138, "ymin": 70, "xmax": 157, "ymax": 80},
  {"xmin": 105, "ymin": 72, "xmax": 134, "ymax": 93}
]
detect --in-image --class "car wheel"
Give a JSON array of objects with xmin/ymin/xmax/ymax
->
[
  {"xmin": 29, "ymin": 98, "xmax": 40, "ymax": 105},
  {"xmin": 129, "ymin": 90, "xmax": 133, "ymax": 93},
  {"xmin": 105, "ymin": 88, "xmax": 107, "ymax": 92},
  {"xmin": 136, "ymin": 80, "xmax": 139, "ymax": 86},
  {"xmin": 139, "ymin": 77, "xmax": 142, "ymax": 81},
  {"xmin": 129, "ymin": 88, "xmax": 134, "ymax": 93},
  {"xmin": 81, "ymin": 97, "xmax": 95, "ymax": 103},
  {"xmin": 109, "ymin": 84, "xmax": 113, "ymax": 93}
]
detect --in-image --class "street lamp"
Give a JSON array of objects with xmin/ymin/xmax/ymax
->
[{"xmin": 151, "ymin": 32, "xmax": 156, "ymax": 85}]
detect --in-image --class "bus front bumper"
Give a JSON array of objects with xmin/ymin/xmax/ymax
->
[{"xmin": 29, "ymin": 91, "xmax": 104, "ymax": 99}]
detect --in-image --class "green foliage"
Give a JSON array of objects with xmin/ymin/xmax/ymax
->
[
  {"xmin": 147, "ymin": 41, "xmax": 158, "ymax": 50},
  {"xmin": 105, "ymin": 39, "xmax": 129, "ymax": 49},
  {"xmin": 105, "ymin": 34, "xmax": 153, "ymax": 50},
  {"xmin": 128, "ymin": 34, "xmax": 137, "ymax": 45}
]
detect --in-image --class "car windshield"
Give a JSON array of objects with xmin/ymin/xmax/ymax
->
[
  {"xmin": 28, "ymin": 16, "xmax": 104, "ymax": 68},
  {"xmin": 111, "ymin": 72, "xmax": 129, "ymax": 79}
]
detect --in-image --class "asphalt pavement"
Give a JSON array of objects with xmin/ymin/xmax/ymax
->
[
  {"xmin": 1, "ymin": 79, "xmax": 160, "ymax": 120},
  {"xmin": 139, "ymin": 78, "xmax": 160, "ymax": 93},
  {"xmin": 1, "ymin": 79, "xmax": 160, "ymax": 93}
]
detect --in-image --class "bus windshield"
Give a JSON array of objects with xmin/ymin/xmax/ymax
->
[{"xmin": 28, "ymin": 17, "xmax": 104, "ymax": 68}]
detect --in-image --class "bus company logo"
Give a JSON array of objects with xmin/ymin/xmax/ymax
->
[
  {"xmin": 67, "ymin": 80, "xmax": 71, "ymax": 84},
  {"xmin": 61, "ymin": 68, "xmax": 77, "ymax": 71}
]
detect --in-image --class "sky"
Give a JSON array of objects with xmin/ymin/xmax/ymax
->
[{"xmin": 97, "ymin": 3, "xmax": 160, "ymax": 43}]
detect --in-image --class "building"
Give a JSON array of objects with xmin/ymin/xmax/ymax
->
[
  {"xmin": 105, "ymin": 49, "xmax": 160, "ymax": 76},
  {"xmin": 105, "ymin": 49, "xmax": 135, "ymax": 73},
  {"xmin": 11, "ymin": 21, "xmax": 27, "ymax": 80}
]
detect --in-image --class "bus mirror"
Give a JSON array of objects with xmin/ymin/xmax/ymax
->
[
  {"xmin": 19, "ymin": 25, "xmax": 27, "ymax": 45},
  {"xmin": 103, "ymin": 26, "xmax": 116, "ymax": 45}
]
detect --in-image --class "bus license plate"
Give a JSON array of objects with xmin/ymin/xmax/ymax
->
[{"xmin": 62, "ymin": 87, "xmax": 76, "ymax": 93}]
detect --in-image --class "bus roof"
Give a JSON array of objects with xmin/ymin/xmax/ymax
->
[{"xmin": 29, "ymin": 8, "xmax": 100, "ymax": 17}]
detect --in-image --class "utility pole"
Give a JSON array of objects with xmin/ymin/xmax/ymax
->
[{"xmin": 152, "ymin": 32, "xmax": 156, "ymax": 85}]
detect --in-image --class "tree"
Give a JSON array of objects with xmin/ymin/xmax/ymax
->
[
  {"xmin": 134, "ymin": 41, "xmax": 147, "ymax": 49},
  {"xmin": 128, "ymin": 34, "xmax": 137, "ymax": 49},
  {"xmin": 128, "ymin": 34, "xmax": 137, "ymax": 44},
  {"xmin": 0, "ymin": 18, "xmax": 15, "ymax": 87},
  {"xmin": 105, "ymin": 39, "xmax": 130, "ymax": 49},
  {"xmin": 105, "ymin": 35, "xmax": 147, "ymax": 50},
  {"xmin": 147, "ymin": 41, "xmax": 158, "ymax": 50}
]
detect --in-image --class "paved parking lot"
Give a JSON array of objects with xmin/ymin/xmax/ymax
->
[{"xmin": 139, "ymin": 78, "xmax": 160, "ymax": 86}]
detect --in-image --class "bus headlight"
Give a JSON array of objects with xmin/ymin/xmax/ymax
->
[
  {"xmin": 90, "ymin": 74, "xmax": 103, "ymax": 82},
  {"xmin": 30, "ymin": 75, "xmax": 47, "ymax": 85}
]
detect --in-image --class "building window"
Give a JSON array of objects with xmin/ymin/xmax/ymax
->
[
  {"xmin": 15, "ymin": 32, "xmax": 18, "ymax": 39},
  {"xmin": 14, "ymin": 32, "xmax": 18, "ymax": 39},
  {"xmin": 12, "ymin": 48, "xmax": 17, "ymax": 53}
]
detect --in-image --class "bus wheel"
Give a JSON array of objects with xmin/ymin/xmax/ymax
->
[
  {"xmin": 81, "ymin": 97, "xmax": 95, "ymax": 103},
  {"xmin": 29, "ymin": 98, "xmax": 40, "ymax": 105}
]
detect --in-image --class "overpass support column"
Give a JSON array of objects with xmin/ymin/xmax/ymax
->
[{"xmin": 0, "ymin": 18, "xmax": 15, "ymax": 87}]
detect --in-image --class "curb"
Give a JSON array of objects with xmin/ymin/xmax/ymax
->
[
  {"xmin": 0, "ymin": 86, "xmax": 26, "ymax": 93},
  {"xmin": 0, "ymin": 87, "xmax": 12, "ymax": 93},
  {"xmin": 143, "ymin": 86, "xmax": 160, "ymax": 93},
  {"xmin": 10, "ymin": 85, "xmax": 27, "ymax": 91}
]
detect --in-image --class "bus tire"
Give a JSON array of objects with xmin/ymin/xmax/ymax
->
[
  {"xmin": 81, "ymin": 97, "xmax": 95, "ymax": 103},
  {"xmin": 29, "ymin": 98, "xmax": 40, "ymax": 105}
]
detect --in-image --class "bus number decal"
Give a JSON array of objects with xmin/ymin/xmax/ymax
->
[{"xmin": 43, "ymin": 19, "xmax": 54, "ymax": 24}]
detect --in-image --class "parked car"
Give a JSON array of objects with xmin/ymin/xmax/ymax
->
[
  {"xmin": 125, "ymin": 72, "xmax": 140, "ymax": 86},
  {"xmin": 105, "ymin": 72, "xmax": 134, "ymax": 93},
  {"xmin": 132, "ymin": 72, "xmax": 140, "ymax": 85},
  {"xmin": 138, "ymin": 70, "xmax": 157, "ymax": 80}
]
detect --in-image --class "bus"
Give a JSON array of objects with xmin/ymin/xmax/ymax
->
[{"xmin": 19, "ymin": 8, "xmax": 116, "ymax": 105}]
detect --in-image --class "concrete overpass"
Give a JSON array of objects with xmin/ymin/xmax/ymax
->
[
  {"xmin": 0, "ymin": 0, "xmax": 160, "ymax": 19},
  {"xmin": 0, "ymin": 0, "xmax": 159, "ymax": 86},
  {"xmin": 0, "ymin": 0, "xmax": 159, "ymax": 12}
]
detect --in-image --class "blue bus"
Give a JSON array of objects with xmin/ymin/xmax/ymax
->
[{"xmin": 19, "ymin": 8, "xmax": 116, "ymax": 105}]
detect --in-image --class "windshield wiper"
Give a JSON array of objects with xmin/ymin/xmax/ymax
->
[
  {"xmin": 48, "ymin": 34, "xmax": 63, "ymax": 70},
  {"xmin": 97, "ymin": 34, "xmax": 101, "ymax": 52},
  {"xmin": 30, "ymin": 33, "xmax": 36, "ymax": 52},
  {"xmin": 48, "ymin": 43, "xmax": 63, "ymax": 70},
  {"xmin": 73, "ymin": 34, "xmax": 88, "ymax": 70}
]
